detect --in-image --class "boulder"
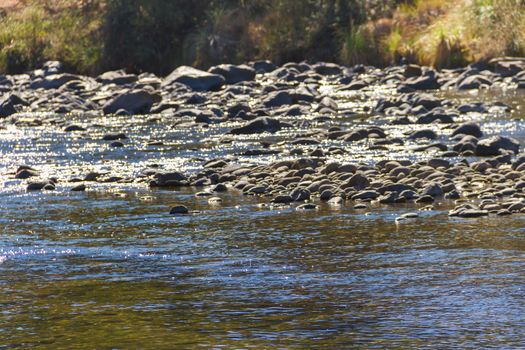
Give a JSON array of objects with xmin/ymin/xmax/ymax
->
[
  {"xmin": 0, "ymin": 94, "xmax": 28, "ymax": 117},
  {"xmin": 30, "ymin": 73, "xmax": 81, "ymax": 89},
  {"xmin": 475, "ymin": 136, "xmax": 520, "ymax": 156},
  {"xmin": 451, "ymin": 122, "xmax": 483, "ymax": 138},
  {"xmin": 263, "ymin": 91, "xmax": 293, "ymax": 108},
  {"xmin": 162, "ymin": 66, "xmax": 225, "ymax": 91},
  {"xmin": 102, "ymin": 90, "xmax": 161, "ymax": 114},
  {"xmin": 208, "ymin": 64, "xmax": 256, "ymax": 84}
]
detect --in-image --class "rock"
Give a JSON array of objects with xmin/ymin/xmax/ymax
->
[
  {"xmin": 208, "ymin": 196, "xmax": 223, "ymax": 204},
  {"xmin": 30, "ymin": 73, "xmax": 80, "ymax": 89},
  {"xmin": 71, "ymin": 184, "xmax": 86, "ymax": 191},
  {"xmin": 327, "ymin": 196, "xmax": 344, "ymax": 206},
  {"xmin": 103, "ymin": 133, "xmax": 127, "ymax": 141},
  {"xmin": 313, "ymin": 62, "xmax": 342, "ymax": 75},
  {"xmin": 110, "ymin": 141, "xmax": 124, "ymax": 147},
  {"xmin": 252, "ymin": 60, "xmax": 276, "ymax": 73},
  {"xmin": 64, "ymin": 125, "xmax": 86, "ymax": 132},
  {"xmin": 404, "ymin": 72, "xmax": 440, "ymax": 90},
  {"xmin": 449, "ymin": 208, "xmax": 489, "ymax": 218},
  {"xmin": 103, "ymin": 90, "xmax": 161, "ymax": 114},
  {"xmin": 475, "ymin": 136, "xmax": 520, "ymax": 156},
  {"xmin": 170, "ymin": 205, "xmax": 189, "ymax": 215},
  {"xmin": 272, "ymin": 195, "xmax": 293, "ymax": 204},
  {"xmin": 378, "ymin": 184, "xmax": 415, "ymax": 194},
  {"xmin": 27, "ymin": 181, "xmax": 50, "ymax": 191},
  {"xmin": 351, "ymin": 190, "xmax": 379, "ymax": 200},
  {"xmin": 379, "ymin": 192, "xmax": 398, "ymax": 204},
  {"xmin": 296, "ymin": 203, "xmax": 318, "ymax": 210},
  {"xmin": 415, "ymin": 195, "xmax": 434, "ymax": 203},
  {"xmin": 229, "ymin": 117, "xmax": 282, "ymax": 135},
  {"xmin": 457, "ymin": 75, "xmax": 492, "ymax": 89},
  {"xmin": 427, "ymin": 158, "xmax": 450, "ymax": 169},
  {"xmin": 0, "ymin": 94, "xmax": 28, "ymax": 118},
  {"xmin": 290, "ymin": 188, "xmax": 310, "ymax": 202},
  {"xmin": 404, "ymin": 64, "xmax": 422, "ymax": 78},
  {"xmin": 97, "ymin": 70, "xmax": 138, "ymax": 85},
  {"xmin": 151, "ymin": 172, "xmax": 187, "ymax": 187},
  {"xmin": 421, "ymin": 183, "xmax": 444, "ymax": 197},
  {"xmin": 162, "ymin": 66, "xmax": 225, "ymax": 91},
  {"xmin": 212, "ymin": 184, "xmax": 228, "ymax": 192},
  {"xmin": 341, "ymin": 173, "xmax": 370, "ymax": 190},
  {"xmin": 15, "ymin": 168, "xmax": 38, "ymax": 179},
  {"xmin": 451, "ymin": 122, "xmax": 483, "ymax": 138},
  {"xmin": 263, "ymin": 91, "xmax": 293, "ymax": 108},
  {"xmin": 208, "ymin": 64, "xmax": 256, "ymax": 84},
  {"xmin": 408, "ymin": 129, "xmax": 438, "ymax": 140}
]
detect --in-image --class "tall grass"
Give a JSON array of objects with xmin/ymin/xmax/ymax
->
[
  {"xmin": 2, "ymin": 0, "xmax": 525, "ymax": 75},
  {"xmin": 0, "ymin": 1, "xmax": 101, "ymax": 74}
]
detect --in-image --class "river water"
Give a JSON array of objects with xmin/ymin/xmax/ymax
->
[{"xmin": 2, "ymin": 86, "xmax": 525, "ymax": 348}]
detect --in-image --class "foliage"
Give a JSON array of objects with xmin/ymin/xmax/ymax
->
[{"xmin": 2, "ymin": 0, "xmax": 525, "ymax": 75}]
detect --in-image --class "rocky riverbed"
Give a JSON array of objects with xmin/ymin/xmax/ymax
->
[
  {"xmin": 5, "ymin": 58, "xmax": 525, "ymax": 348},
  {"xmin": 4, "ymin": 58, "xmax": 525, "ymax": 219}
]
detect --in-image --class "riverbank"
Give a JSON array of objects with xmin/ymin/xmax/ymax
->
[{"xmin": 1, "ymin": 0, "xmax": 525, "ymax": 75}]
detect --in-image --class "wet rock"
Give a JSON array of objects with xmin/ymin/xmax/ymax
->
[
  {"xmin": 163, "ymin": 66, "xmax": 225, "ymax": 91},
  {"xmin": 151, "ymin": 172, "xmax": 187, "ymax": 187},
  {"xmin": 272, "ymin": 195, "xmax": 293, "ymax": 204},
  {"xmin": 170, "ymin": 205, "xmax": 189, "ymax": 215},
  {"xmin": 415, "ymin": 195, "xmax": 434, "ymax": 203},
  {"xmin": 208, "ymin": 196, "xmax": 223, "ymax": 204},
  {"xmin": 296, "ymin": 203, "xmax": 318, "ymax": 210},
  {"xmin": 378, "ymin": 192, "xmax": 398, "ymax": 204},
  {"xmin": 263, "ymin": 91, "xmax": 293, "ymax": 108},
  {"xmin": 0, "ymin": 94, "xmax": 28, "ymax": 117},
  {"xmin": 351, "ymin": 190, "xmax": 379, "ymax": 200},
  {"xmin": 341, "ymin": 173, "xmax": 370, "ymax": 191},
  {"xmin": 427, "ymin": 158, "xmax": 450, "ymax": 169},
  {"xmin": 71, "ymin": 184, "xmax": 86, "ymax": 191},
  {"xmin": 15, "ymin": 168, "xmax": 39, "ymax": 179},
  {"xmin": 229, "ymin": 117, "xmax": 282, "ymax": 135},
  {"xmin": 110, "ymin": 141, "xmax": 124, "ymax": 147},
  {"xmin": 208, "ymin": 64, "xmax": 256, "ymax": 84},
  {"xmin": 378, "ymin": 183, "xmax": 415, "ymax": 194},
  {"xmin": 27, "ymin": 181, "xmax": 51, "ymax": 191},
  {"xmin": 408, "ymin": 129, "xmax": 437, "ymax": 140},
  {"xmin": 449, "ymin": 208, "xmax": 489, "ymax": 218},
  {"xmin": 421, "ymin": 183, "xmax": 444, "ymax": 197},
  {"xmin": 103, "ymin": 133, "xmax": 127, "ymax": 141},
  {"xmin": 327, "ymin": 196, "xmax": 344, "ymax": 206},
  {"xmin": 290, "ymin": 188, "xmax": 310, "ymax": 202},
  {"xmin": 475, "ymin": 136, "xmax": 520, "ymax": 156},
  {"xmin": 103, "ymin": 90, "xmax": 161, "ymax": 114},
  {"xmin": 64, "ymin": 125, "xmax": 86, "ymax": 132},
  {"xmin": 457, "ymin": 75, "xmax": 492, "ymax": 89},
  {"xmin": 451, "ymin": 122, "xmax": 483, "ymax": 138}
]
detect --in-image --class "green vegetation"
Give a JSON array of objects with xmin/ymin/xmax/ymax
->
[{"xmin": 1, "ymin": 0, "xmax": 525, "ymax": 75}]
